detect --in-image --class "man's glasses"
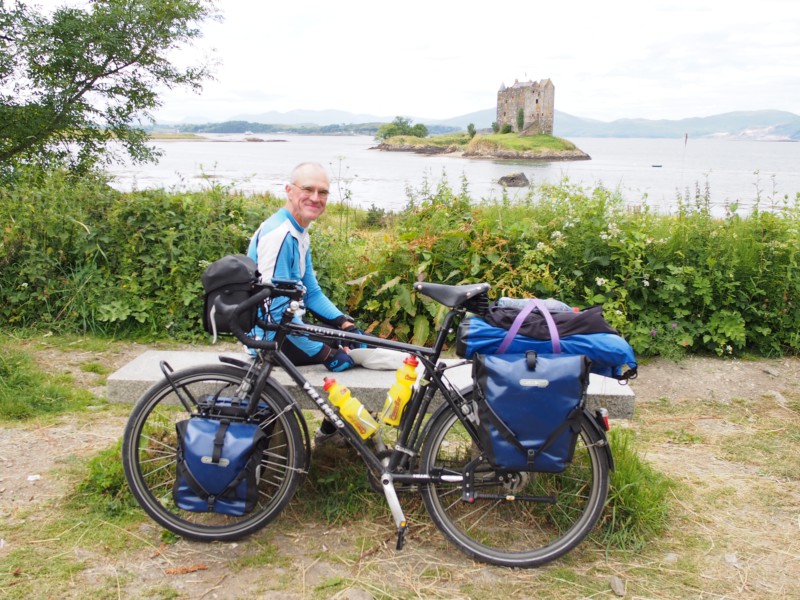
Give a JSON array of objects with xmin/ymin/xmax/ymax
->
[{"xmin": 292, "ymin": 183, "xmax": 330, "ymax": 199}]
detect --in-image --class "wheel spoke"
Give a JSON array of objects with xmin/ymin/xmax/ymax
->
[
  {"xmin": 122, "ymin": 366, "xmax": 304, "ymax": 542},
  {"xmin": 421, "ymin": 406, "xmax": 609, "ymax": 567}
]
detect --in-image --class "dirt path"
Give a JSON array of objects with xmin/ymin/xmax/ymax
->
[{"xmin": 1, "ymin": 342, "xmax": 799, "ymax": 599}]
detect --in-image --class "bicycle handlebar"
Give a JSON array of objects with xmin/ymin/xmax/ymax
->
[{"xmin": 215, "ymin": 286, "xmax": 277, "ymax": 350}]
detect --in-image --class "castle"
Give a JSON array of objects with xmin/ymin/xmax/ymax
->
[{"xmin": 496, "ymin": 78, "xmax": 554, "ymax": 136}]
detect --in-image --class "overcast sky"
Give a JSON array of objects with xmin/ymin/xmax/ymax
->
[{"xmin": 36, "ymin": 0, "xmax": 800, "ymax": 123}]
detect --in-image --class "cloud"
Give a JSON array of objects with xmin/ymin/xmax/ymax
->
[{"xmin": 28, "ymin": 0, "xmax": 800, "ymax": 122}]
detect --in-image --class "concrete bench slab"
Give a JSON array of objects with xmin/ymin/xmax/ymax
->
[{"xmin": 107, "ymin": 350, "xmax": 635, "ymax": 419}]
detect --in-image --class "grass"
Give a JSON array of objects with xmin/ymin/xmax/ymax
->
[
  {"xmin": 233, "ymin": 539, "xmax": 288, "ymax": 570},
  {"xmin": 474, "ymin": 133, "xmax": 578, "ymax": 151},
  {"xmin": 80, "ymin": 361, "xmax": 112, "ymax": 375},
  {"xmin": 387, "ymin": 132, "xmax": 472, "ymax": 147},
  {"xmin": 382, "ymin": 131, "xmax": 578, "ymax": 154},
  {"xmin": 0, "ymin": 345, "xmax": 97, "ymax": 421},
  {"xmin": 634, "ymin": 390, "xmax": 800, "ymax": 481},
  {"xmin": 598, "ymin": 428, "xmax": 673, "ymax": 552},
  {"xmin": 2, "ymin": 334, "xmax": 799, "ymax": 598}
]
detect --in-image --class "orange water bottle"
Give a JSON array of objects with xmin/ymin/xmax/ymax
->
[
  {"xmin": 323, "ymin": 378, "xmax": 379, "ymax": 439},
  {"xmin": 379, "ymin": 355, "xmax": 419, "ymax": 426}
]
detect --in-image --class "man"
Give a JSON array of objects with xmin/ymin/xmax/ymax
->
[{"xmin": 247, "ymin": 162, "xmax": 360, "ymax": 443}]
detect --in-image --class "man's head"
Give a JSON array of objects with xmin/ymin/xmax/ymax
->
[{"xmin": 285, "ymin": 162, "xmax": 330, "ymax": 228}]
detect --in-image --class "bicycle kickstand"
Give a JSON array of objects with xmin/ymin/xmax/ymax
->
[{"xmin": 381, "ymin": 473, "xmax": 408, "ymax": 550}]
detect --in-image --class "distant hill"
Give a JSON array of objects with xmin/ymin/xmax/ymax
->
[
  {"xmin": 230, "ymin": 108, "xmax": 395, "ymax": 126},
  {"xmin": 431, "ymin": 108, "xmax": 800, "ymax": 141},
  {"xmin": 157, "ymin": 108, "xmax": 800, "ymax": 141},
  {"xmin": 554, "ymin": 109, "xmax": 800, "ymax": 141}
]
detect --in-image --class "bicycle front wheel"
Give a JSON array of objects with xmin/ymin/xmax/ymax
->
[
  {"xmin": 420, "ymin": 404, "xmax": 610, "ymax": 568},
  {"xmin": 122, "ymin": 364, "xmax": 305, "ymax": 542}
]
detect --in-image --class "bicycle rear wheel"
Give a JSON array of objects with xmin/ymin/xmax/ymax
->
[
  {"xmin": 122, "ymin": 364, "xmax": 305, "ymax": 542},
  {"xmin": 420, "ymin": 403, "xmax": 610, "ymax": 567}
]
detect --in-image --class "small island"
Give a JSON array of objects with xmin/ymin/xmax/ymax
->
[
  {"xmin": 375, "ymin": 78, "xmax": 590, "ymax": 161},
  {"xmin": 376, "ymin": 132, "xmax": 590, "ymax": 161}
]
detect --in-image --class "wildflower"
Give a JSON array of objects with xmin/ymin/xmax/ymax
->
[
  {"xmin": 643, "ymin": 280, "xmax": 650, "ymax": 287},
  {"xmin": 20, "ymin": 282, "xmax": 28, "ymax": 288},
  {"xmin": 550, "ymin": 230, "xmax": 563, "ymax": 240},
  {"xmin": 726, "ymin": 345, "xmax": 733, "ymax": 354},
  {"xmin": 595, "ymin": 277, "xmax": 607, "ymax": 287},
  {"xmin": 671, "ymin": 323, "xmax": 678, "ymax": 329},
  {"xmin": 650, "ymin": 329, "xmax": 657, "ymax": 336}
]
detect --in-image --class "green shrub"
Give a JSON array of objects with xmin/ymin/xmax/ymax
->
[
  {"xmin": 0, "ymin": 169, "xmax": 278, "ymax": 339},
  {"xmin": 352, "ymin": 177, "xmax": 800, "ymax": 357},
  {"xmin": 2, "ymin": 168, "xmax": 799, "ymax": 358}
]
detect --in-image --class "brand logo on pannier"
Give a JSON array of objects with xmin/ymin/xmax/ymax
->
[{"xmin": 519, "ymin": 379, "xmax": 550, "ymax": 388}]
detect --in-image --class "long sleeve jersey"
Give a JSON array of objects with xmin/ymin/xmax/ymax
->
[{"xmin": 247, "ymin": 207, "xmax": 344, "ymax": 358}]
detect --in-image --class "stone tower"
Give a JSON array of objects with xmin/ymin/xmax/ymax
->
[{"xmin": 496, "ymin": 78, "xmax": 555, "ymax": 136}]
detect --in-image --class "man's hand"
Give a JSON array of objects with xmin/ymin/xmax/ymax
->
[
  {"xmin": 322, "ymin": 346, "xmax": 355, "ymax": 372},
  {"xmin": 342, "ymin": 322, "xmax": 369, "ymax": 349}
]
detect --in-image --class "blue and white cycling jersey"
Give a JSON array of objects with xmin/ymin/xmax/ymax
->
[{"xmin": 247, "ymin": 207, "xmax": 344, "ymax": 357}]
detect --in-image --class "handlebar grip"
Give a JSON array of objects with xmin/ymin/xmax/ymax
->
[{"xmin": 215, "ymin": 287, "xmax": 278, "ymax": 350}]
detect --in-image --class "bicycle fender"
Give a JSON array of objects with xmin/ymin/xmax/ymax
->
[
  {"xmin": 582, "ymin": 408, "xmax": 615, "ymax": 472},
  {"xmin": 218, "ymin": 355, "xmax": 253, "ymax": 370}
]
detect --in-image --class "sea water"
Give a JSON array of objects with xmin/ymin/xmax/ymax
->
[{"xmin": 106, "ymin": 134, "xmax": 800, "ymax": 215}]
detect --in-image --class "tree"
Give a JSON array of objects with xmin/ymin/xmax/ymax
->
[
  {"xmin": 0, "ymin": 0, "xmax": 216, "ymax": 175},
  {"xmin": 375, "ymin": 116, "xmax": 429, "ymax": 141},
  {"xmin": 516, "ymin": 108, "xmax": 525, "ymax": 132},
  {"xmin": 467, "ymin": 123, "xmax": 476, "ymax": 139}
]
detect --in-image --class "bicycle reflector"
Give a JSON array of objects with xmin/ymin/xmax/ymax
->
[{"xmin": 595, "ymin": 408, "xmax": 610, "ymax": 431}]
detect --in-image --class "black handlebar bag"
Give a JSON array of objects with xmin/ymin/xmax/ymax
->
[
  {"xmin": 201, "ymin": 254, "xmax": 260, "ymax": 337},
  {"xmin": 473, "ymin": 351, "xmax": 590, "ymax": 473}
]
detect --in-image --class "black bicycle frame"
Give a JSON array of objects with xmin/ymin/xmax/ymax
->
[{"xmin": 258, "ymin": 305, "xmax": 473, "ymax": 485}]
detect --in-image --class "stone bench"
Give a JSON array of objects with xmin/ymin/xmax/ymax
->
[{"xmin": 107, "ymin": 350, "xmax": 635, "ymax": 419}]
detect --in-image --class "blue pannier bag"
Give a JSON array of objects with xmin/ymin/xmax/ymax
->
[
  {"xmin": 173, "ymin": 410, "xmax": 266, "ymax": 516},
  {"xmin": 473, "ymin": 351, "xmax": 590, "ymax": 473}
]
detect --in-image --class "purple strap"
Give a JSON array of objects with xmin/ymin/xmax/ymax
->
[{"xmin": 496, "ymin": 298, "xmax": 561, "ymax": 354}]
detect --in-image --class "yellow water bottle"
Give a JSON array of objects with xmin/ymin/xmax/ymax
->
[
  {"xmin": 323, "ymin": 378, "xmax": 379, "ymax": 439},
  {"xmin": 379, "ymin": 355, "xmax": 419, "ymax": 426}
]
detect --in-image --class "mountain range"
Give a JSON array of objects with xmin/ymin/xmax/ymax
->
[{"xmin": 170, "ymin": 108, "xmax": 800, "ymax": 141}]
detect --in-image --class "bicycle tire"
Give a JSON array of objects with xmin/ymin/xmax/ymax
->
[
  {"xmin": 420, "ymin": 400, "xmax": 610, "ymax": 568},
  {"xmin": 122, "ymin": 364, "xmax": 305, "ymax": 542}
]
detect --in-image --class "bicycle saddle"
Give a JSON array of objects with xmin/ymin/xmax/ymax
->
[{"xmin": 413, "ymin": 282, "xmax": 490, "ymax": 308}]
